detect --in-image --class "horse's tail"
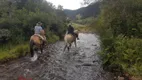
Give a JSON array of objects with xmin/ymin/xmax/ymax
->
[{"xmin": 30, "ymin": 40, "xmax": 34, "ymax": 57}]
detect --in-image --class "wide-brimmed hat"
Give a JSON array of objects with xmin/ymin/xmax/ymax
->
[{"xmin": 36, "ymin": 22, "xmax": 42, "ymax": 26}]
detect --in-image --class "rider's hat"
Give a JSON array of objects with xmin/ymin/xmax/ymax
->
[{"xmin": 36, "ymin": 22, "xmax": 42, "ymax": 26}]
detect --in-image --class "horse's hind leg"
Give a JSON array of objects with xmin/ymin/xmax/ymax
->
[
  {"xmin": 63, "ymin": 44, "xmax": 67, "ymax": 51},
  {"xmin": 30, "ymin": 48, "xmax": 34, "ymax": 57},
  {"xmin": 68, "ymin": 44, "xmax": 71, "ymax": 51},
  {"xmin": 40, "ymin": 45, "xmax": 43, "ymax": 54},
  {"xmin": 68, "ymin": 47, "xmax": 70, "ymax": 51},
  {"xmin": 74, "ymin": 40, "xmax": 77, "ymax": 47},
  {"xmin": 30, "ymin": 40, "xmax": 34, "ymax": 57}
]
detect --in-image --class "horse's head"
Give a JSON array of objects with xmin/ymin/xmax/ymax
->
[
  {"xmin": 74, "ymin": 30, "xmax": 79, "ymax": 34},
  {"xmin": 74, "ymin": 30, "xmax": 79, "ymax": 37}
]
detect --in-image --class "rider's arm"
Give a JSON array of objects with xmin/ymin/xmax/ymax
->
[{"xmin": 72, "ymin": 27, "xmax": 74, "ymax": 31}]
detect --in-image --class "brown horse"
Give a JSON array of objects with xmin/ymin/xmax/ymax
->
[
  {"xmin": 29, "ymin": 30, "xmax": 46, "ymax": 61},
  {"xmin": 64, "ymin": 30, "xmax": 79, "ymax": 51}
]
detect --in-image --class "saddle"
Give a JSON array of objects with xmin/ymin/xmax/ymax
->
[{"xmin": 34, "ymin": 34, "xmax": 45, "ymax": 41}]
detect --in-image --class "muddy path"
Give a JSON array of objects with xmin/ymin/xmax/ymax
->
[{"xmin": 0, "ymin": 33, "xmax": 113, "ymax": 80}]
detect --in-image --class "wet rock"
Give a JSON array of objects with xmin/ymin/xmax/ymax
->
[
  {"xmin": 75, "ymin": 65, "xmax": 81, "ymax": 68},
  {"xmin": 92, "ymin": 44, "xmax": 97, "ymax": 46},
  {"xmin": 118, "ymin": 76, "xmax": 125, "ymax": 80},
  {"xmin": 92, "ymin": 60, "xmax": 99, "ymax": 63},
  {"xmin": 82, "ymin": 63, "xmax": 95, "ymax": 66},
  {"xmin": 130, "ymin": 76, "xmax": 142, "ymax": 80},
  {"xmin": 77, "ymin": 60, "xmax": 83, "ymax": 63}
]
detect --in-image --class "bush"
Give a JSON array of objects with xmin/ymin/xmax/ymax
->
[
  {"xmin": 46, "ymin": 32, "xmax": 60, "ymax": 43},
  {"xmin": 100, "ymin": 35, "xmax": 142, "ymax": 76},
  {"xmin": 0, "ymin": 29, "xmax": 11, "ymax": 42}
]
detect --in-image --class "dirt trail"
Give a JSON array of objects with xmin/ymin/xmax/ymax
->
[{"xmin": 0, "ymin": 33, "xmax": 113, "ymax": 80}]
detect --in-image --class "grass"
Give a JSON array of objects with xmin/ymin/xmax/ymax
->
[
  {"xmin": 0, "ymin": 43, "xmax": 29, "ymax": 63},
  {"xmin": 75, "ymin": 17, "xmax": 95, "ymax": 25},
  {"xmin": 72, "ymin": 23, "xmax": 94, "ymax": 32}
]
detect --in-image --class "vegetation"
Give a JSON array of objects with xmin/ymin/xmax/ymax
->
[
  {"xmin": 71, "ymin": 22, "xmax": 93, "ymax": 33},
  {"xmin": 0, "ymin": 0, "xmax": 67, "ymax": 62},
  {"xmin": 0, "ymin": 43, "xmax": 29, "ymax": 63},
  {"xmin": 91, "ymin": 0, "xmax": 142, "ymax": 77},
  {"xmin": 47, "ymin": 32, "xmax": 60, "ymax": 43},
  {"xmin": 75, "ymin": 17, "xmax": 95, "ymax": 25}
]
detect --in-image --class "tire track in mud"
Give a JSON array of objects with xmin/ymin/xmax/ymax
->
[{"xmin": 0, "ymin": 33, "xmax": 113, "ymax": 80}]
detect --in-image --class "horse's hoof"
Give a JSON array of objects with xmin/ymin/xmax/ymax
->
[{"xmin": 31, "ymin": 53, "xmax": 38, "ymax": 61}]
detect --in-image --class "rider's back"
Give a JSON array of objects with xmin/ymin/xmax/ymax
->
[
  {"xmin": 67, "ymin": 25, "xmax": 74, "ymax": 34},
  {"xmin": 34, "ymin": 26, "xmax": 42, "ymax": 34}
]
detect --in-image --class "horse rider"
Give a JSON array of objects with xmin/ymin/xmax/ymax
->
[
  {"xmin": 34, "ymin": 22, "xmax": 46, "ymax": 43},
  {"xmin": 66, "ymin": 25, "xmax": 79, "ymax": 40}
]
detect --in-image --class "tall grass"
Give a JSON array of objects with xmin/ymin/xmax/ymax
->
[{"xmin": 0, "ymin": 43, "xmax": 29, "ymax": 63}]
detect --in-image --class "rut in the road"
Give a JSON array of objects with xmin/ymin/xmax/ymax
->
[{"xmin": 0, "ymin": 33, "xmax": 113, "ymax": 80}]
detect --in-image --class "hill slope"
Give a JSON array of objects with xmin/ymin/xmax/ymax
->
[{"xmin": 64, "ymin": 2, "xmax": 100, "ymax": 20}]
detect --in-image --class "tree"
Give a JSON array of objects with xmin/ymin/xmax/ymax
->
[
  {"xmin": 81, "ymin": 0, "xmax": 99, "ymax": 5},
  {"xmin": 76, "ymin": 14, "xmax": 82, "ymax": 20},
  {"xmin": 57, "ymin": 5, "xmax": 63, "ymax": 11},
  {"xmin": 0, "ymin": 0, "xmax": 67, "ymax": 44},
  {"xmin": 95, "ymin": 0, "xmax": 142, "ymax": 37}
]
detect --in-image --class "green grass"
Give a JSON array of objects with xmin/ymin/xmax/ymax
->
[
  {"xmin": 0, "ymin": 43, "xmax": 29, "ymax": 63},
  {"xmin": 75, "ymin": 17, "xmax": 95, "ymax": 25},
  {"xmin": 72, "ymin": 23, "xmax": 86, "ymax": 28},
  {"xmin": 72, "ymin": 23, "xmax": 94, "ymax": 32}
]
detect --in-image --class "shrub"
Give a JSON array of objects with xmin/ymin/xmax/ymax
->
[
  {"xmin": 46, "ymin": 32, "xmax": 60, "ymax": 43},
  {"xmin": 100, "ymin": 35, "xmax": 142, "ymax": 76}
]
